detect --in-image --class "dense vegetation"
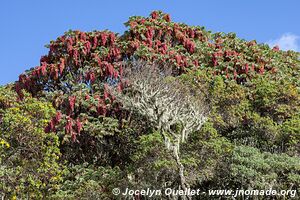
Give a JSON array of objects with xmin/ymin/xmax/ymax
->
[{"xmin": 0, "ymin": 11, "xmax": 299, "ymax": 199}]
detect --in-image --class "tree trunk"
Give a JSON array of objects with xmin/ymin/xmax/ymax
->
[{"xmin": 172, "ymin": 138, "xmax": 191, "ymax": 200}]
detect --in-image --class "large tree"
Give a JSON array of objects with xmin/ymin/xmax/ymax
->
[
  {"xmin": 110, "ymin": 61, "xmax": 207, "ymax": 199},
  {"xmin": 0, "ymin": 10, "xmax": 299, "ymax": 199}
]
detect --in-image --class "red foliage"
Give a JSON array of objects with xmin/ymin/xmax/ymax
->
[
  {"xmin": 251, "ymin": 64, "xmax": 255, "ymax": 71},
  {"xmin": 161, "ymin": 43, "xmax": 167, "ymax": 52},
  {"xmin": 93, "ymin": 35, "xmax": 98, "ymax": 49},
  {"xmin": 245, "ymin": 64, "xmax": 249, "ymax": 74},
  {"xmin": 76, "ymin": 118, "xmax": 82, "ymax": 134},
  {"xmin": 65, "ymin": 116, "xmax": 73, "ymax": 135},
  {"xmin": 67, "ymin": 38, "xmax": 73, "ymax": 53},
  {"xmin": 85, "ymin": 41, "xmax": 91, "ymax": 54},
  {"xmin": 97, "ymin": 98, "xmax": 107, "ymax": 116},
  {"xmin": 119, "ymin": 65, "xmax": 123, "ymax": 76},
  {"xmin": 151, "ymin": 11, "xmax": 159, "ymax": 19},
  {"xmin": 110, "ymin": 47, "xmax": 121, "ymax": 59},
  {"xmin": 117, "ymin": 82, "xmax": 122, "ymax": 92},
  {"xmin": 44, "ymin": 125, "xmax": 51, "ymax": 133},
  {"xmin": 40, "ymin": 55, "xmax": 49, "ymax": 63},
  {"xmin": 44, "ymin": 111, "xmax": 63, "ymax": 133},
  {"xmin": 41, "ymin": 62, "xmax": 47, "ymax": 76},
  {"xmin": 273, "ymin": 45, "xmax": 280, "ymax": 52},
  {"xmin": 68, "ymin": 96, "xmax": 76, "ymax": 113},
  {"xmin": 49, "ymin": 118, "xmax": 55, "ymax": 131},
  {"xmin": 14, "ymin": 11, "xmax": 282, "ymax": 143},
  {"xmin": 193, "ymin": 60, "xmax": 199, "ymax": 67},
  {"xmin": 189, "ymin": 29, "xmax": 195, "ymax": 38},
  {"xmin": 129, "ymin": 21, "xmax": 138, "ymax": 28},
  {"xmin": 80, "ymin": 32, "xmax": 87, "ymax": 41},
  {"xmin": 182, "ymin": 56, "xmax": 187, "ymax": 67},
  {"xmin": 163, "ymin": 14, "xmax": 171, "ymax": 22},
  {"xmin": 109, "ymin": 33, "xmax": 116, "ymax": 45},
  {"xmin": 104, "ymin": 62, "xmax": 114, "ymax": 76},
  {"xmin": 100, "ymin": 33, "xmax": 108, "ymax": 46},
  {"xmin": 15, "ymin": 83, "xmax": 23, "ymax": 99},
  {"xmin": 55, "ymin": 111, "xmax": 62, "ymax": 123},
  {"xmin": 59, "ymin": 58, "xmax": 65, "ymax": 74},
  {"xmin": 184, "ymin": 39, "xmax": 195, "ymax": 53},
  {"xmin": 24, "ymin": 76, "xmax": 31, "ymax": 89},
  {"xmin": 212, "ymin": 56, "xmax": 218, "ymax": 66},
  {"xmin": 90, "ymin": 72, "xmax": 96, "ymax": 83},
  {"xmin": 104, "ymin": 84, "xmax": 109, "ymax": 100},
  {"xmin": 175, "ymin": 54, "xmax": 181, "ymax": 65},
  {"xmin": 71, "ymin": 132, "xmax": 77, "ymax": 142},
  {"xmin": 113, "ymin": 70, "xmax": 119, "ymax": 79},
  {"xmin": 73, "ymin": 49, "xmax": 79, "ymax": 66},
  {"xmin": 52, "ymin": 65, "xmax": 59, "ymax": 80},
  {"xmin": 18, "ymin": 74, "xmax": 26, "ymax": 84}
]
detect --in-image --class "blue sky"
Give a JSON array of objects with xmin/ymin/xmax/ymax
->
[{"xmin": 0, "ymin": 0, "xmax": 299, "ymax": 85}]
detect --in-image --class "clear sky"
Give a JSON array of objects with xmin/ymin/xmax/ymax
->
[{"xmin": 0, "ymin": 0, "xmax": 299, "ymax": 85}]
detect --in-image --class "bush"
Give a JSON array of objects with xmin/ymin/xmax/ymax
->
[{"xmin": 0, "ymin": 86, "xmax": 64, "ymax": 199}]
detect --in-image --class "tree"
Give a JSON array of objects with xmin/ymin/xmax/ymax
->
[
  {"xmin": 2, "ymin": 10, "xmax": 299, "ymax": 199},
  {"xmin": 0, "ymin": 86, "xmax": 63, "ymax": 199},
  {"xmin": 110, "ymin": 61, "xmax": 208, "ymax": 199}
]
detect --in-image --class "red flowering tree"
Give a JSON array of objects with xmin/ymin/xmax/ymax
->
[
  {"xmin": 14, "ymin": 10, "xmax": 299, "ymax": 165},
  {"xmin": 3, "ymin": 11, "xmax": 299, "ymax": 199}
]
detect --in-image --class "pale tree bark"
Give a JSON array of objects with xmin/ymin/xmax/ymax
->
[{"xmin": 110, "ymin": 61, "xmax": 208, "ymax": 199}]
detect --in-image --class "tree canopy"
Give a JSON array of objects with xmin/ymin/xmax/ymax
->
[{"xmin": 0, "ymin": 11, "xmax": 299, "ymax": 199}]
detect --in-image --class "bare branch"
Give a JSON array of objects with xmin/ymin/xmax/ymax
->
[{"xmin": 110, "ymin": 60, "xmax": 208, "ymax": 196}]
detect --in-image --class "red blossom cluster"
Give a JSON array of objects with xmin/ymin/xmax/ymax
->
[{"xmin": 15, "ymin": 11, "xmax": 282, "ymax": 141}]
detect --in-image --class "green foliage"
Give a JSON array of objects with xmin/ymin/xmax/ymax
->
[
  {"xmin": 130, "ymin": 131, "xmax": 178, "ymax": 189},
  {"xmin": 209, "ymin": 76, "xmax": 251, "ymax": 131},
  {"xmin": 49, "ymin": 164, "xmax": 122, "ymax": 200},
  {"xmin": 229, "ymin": 146, "xmax": 300, "ymax": 191},
  {"xmin": 280, "ymin": 116, "xmax": 300, "ymax": 154},
  {"xmin": 1, "ymin": 10, "xmax": 300, "ymax": 199},
  {"xmin": 181, "ymin": 122, "xmax": 233, "ymax": 185},
  {"xmin": 251, "ymin": 77, "xmax": 300, "ymax": 123},
  {"xmin": 0, "ymin": 86, "xmax": 63, "ymax": 199},
  {"xmin": 184, "ymin": 69, "xmax": 300, "ymax": 156}
]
